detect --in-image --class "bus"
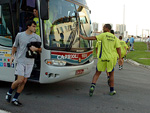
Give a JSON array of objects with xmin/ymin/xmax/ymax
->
[{"xmin": 0, "ymin": 0, "xmax": 94, "ymax": 83}]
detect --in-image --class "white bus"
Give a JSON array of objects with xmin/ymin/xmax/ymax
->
[{"xmin": 0, "ymin": 0, "xmax": 94, "ymax": 83}]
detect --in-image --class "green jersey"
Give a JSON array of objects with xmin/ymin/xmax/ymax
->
[
  {"xmin": 95, "ymin": 40, "xmax": 102, "ymax": 58},
  {"xmin": 96, "ymin": 32, "xmax": 120, "ymax": 60},
  {"xmin": 114, "ymin": 37, "xmax": 120, "ymax": 58},
  {"xmin": 33, "ymin": 17, "xmax": 40, "ymax": 36},
  {"xmin": 125, "ymin": 43, "xmax": 129, "ymax": 49},
  {"xmin": 119, "ymin": 40, "xmax": 126, "ymax": 57}
]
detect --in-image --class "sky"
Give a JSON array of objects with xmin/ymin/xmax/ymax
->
[{"xmin": 86, "ymin": 0, "xmax": 150, "ymax": 36}]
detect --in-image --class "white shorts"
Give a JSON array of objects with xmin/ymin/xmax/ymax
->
[{"xmin": 15, "ymin": 63, "xmax": 34, "ymax": 78}]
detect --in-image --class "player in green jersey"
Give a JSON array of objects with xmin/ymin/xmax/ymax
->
[
  {"xmin": 80, "ymin": 24, "xmax": 123, "ymax": 96},
  {"xmin": 119, "ymin": 36, "xmax": 127, "ymax": 70},
  {"xmin": 33, "ymin": 8, "xmax": 40, "ymax": 36}
]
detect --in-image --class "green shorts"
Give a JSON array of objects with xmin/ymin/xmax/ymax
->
[
  {"xmin": 121, "ymin": 53, "xmax": 125, "ymax": 58},
  {"xmin": 97, "ymin": 59, "xmax": 114, "ymax": 72},
  {"xmin": 121, "ymin": 51, "xmax": 126, "ymax": 58}
]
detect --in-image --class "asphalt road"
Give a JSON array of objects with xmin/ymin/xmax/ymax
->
[{"xmin": 0, "ymin": 60, "xmax": 150, "ymax": 113}]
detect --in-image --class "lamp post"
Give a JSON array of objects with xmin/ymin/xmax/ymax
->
[
  {"xmin": 123, "ymin": 4, "xmax": 125, "ymax": 38},
  {"xmin": 142, "ymin": 29, "xmax": 149, "ymax": 42}
]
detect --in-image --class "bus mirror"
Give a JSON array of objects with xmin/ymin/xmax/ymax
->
[
  {"xmin": 77, "ymin": 6, "xmax": 83, "ymax": 12},
  {"xmin": 40, "ymin": 0, "xmax": 49, "ymax": 20}
]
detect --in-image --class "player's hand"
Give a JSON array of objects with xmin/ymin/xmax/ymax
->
[
  {"xmin": 118, "ymin": 58, "xmax": 123, "ymax": 66},
  {"xmin": 10, "ymin": 56, "xmax": 14, "ymax": 65},
  {"xmin": 30, "ymin": 46, "xmax": 38, "ymax": 52},
  {"xmin": 79, "ymin": 34, "xmax": 84, "ymax": 39}
]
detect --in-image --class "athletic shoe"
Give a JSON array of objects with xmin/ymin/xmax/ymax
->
[
  {"xmin": 119, "ymin": 65, "xmax": 121, "ymax": 70},
  {"xmin": 89, "ymin": 84, "xmax": 96, "ymax": 97},
  {"xmin": 124, "ymin": 59, "xmax": 127, "ymax": 62},
  {"xmin": 119, "ymin": 67, "xmax": 121, "ymax": 70},
  {"xmin": 5, "ymin": 92, "xmax": 12, "ymax": 103},
  {"xmin": 109, "ymin": 90, "xmax": 116, "ymax": 96},
  {"xmin": 121, "ymin": 65, "xmax": 123, "ymax": 69},
  {"xmin": 11, "ymin": 100, "xmax": 22, "ymax": 106}
]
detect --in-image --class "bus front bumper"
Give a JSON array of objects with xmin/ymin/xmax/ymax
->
[{"xmin": 39, "ymin": 60, "xmax": 94, "ymax": 83}]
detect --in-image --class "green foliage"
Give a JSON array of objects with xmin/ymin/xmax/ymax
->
[{"xmin": 127, "ymin": 42, "xmax": 150, "ymax": 65}]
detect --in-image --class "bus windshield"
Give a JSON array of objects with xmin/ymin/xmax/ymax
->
[
  {"xmin": 0, "ymin": 4, "xmax": 13, "ymax": 47},
  {"xmin": 44, "ymin": 0, "xmax": 91, "ymax": 51}
]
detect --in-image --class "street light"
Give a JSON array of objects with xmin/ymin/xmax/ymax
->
[{"xmin": 123, "ymin": 4, "xmax": 125, "ymax": 38}]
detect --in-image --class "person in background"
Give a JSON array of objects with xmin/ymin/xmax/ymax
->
[
  {"xmin": 119, "ymin": 36, "xmax": 127, "ymax": 70},
  {"xmin": 124, "ymin": 42, "xmax": 129, "ymax": 61},
  {"xmin": 126, "ymin": 38, "xmax": 129, "ymax": 44},
  {"xmin": 33, "ymin": 8, "xmax": 40, "ymax": 36},
  {"xmin": 146, "ymin": 36, "xmax": 150, "ymax": 51},
  {"xmin": 79, "ymin": 24, "xmax": 122, "ymax": 96},
  {"xmin": 130, "ymin": 36, "xmax": 134, "ymax": 51}
]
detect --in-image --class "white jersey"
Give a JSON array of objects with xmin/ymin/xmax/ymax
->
[{"xmin": 13, "ymin": 32, "xmax": 41, "ymax": 64}]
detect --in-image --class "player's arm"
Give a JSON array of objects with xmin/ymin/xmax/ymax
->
[
  {"xmin": 10, "ymin": 47, "xmax": 17, "ymax": 65},
  {"xmin": 116, "ymin": 47, "xmax": 123, "ymax": 65},
  {"xmin": 116, "ymin": 48, "xmax": 121, "ymax": 59},
  {"xmin": 79, "ymin": 34, "xmax": 96, "ymax": 40},
  {"xmin": 30, "ymin": 36, "xmax": 42, "ymax": 53},
  {"xmin": 124, "ymin": 46, "xmax": 127, "ymax": 54},
  {"xmin": 10, "ymin": 33, "xmax": 20, "ymax": 65},
  {"xmin": 30, "ymin": 46, "xmax": 42, "ymax": 53},
  {"xmin": 37, "ymin": 48, "xmax": 42, "ymax": 53}
]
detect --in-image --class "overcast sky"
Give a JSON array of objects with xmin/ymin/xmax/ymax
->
[{"xmin": 86, "ymin": 0, "xmax": 150, "ymax": 36}]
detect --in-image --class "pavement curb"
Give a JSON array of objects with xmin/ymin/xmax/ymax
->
[{"xmin": 127, "ymin": 59, "xmax": 150, "ymax": 69}]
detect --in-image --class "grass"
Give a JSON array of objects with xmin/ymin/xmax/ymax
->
[
  {"xmin": 93, "ymin": 42, "xmax": 150, "ymax": 65},
  {"xmin": 126, "ymin": 42, "xmax": 150, "ymax": 65}
]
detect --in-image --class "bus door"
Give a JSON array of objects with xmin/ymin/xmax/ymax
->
[
  {"xmin": 0, "ymin": 1, "xmax": 16, "ymax": 82},
  {"xmin": 19, "ymin": 0, "xmax": 37, "ymax": 32},
  {"xmin": 18, "ymin": 0, "xmax": 41, "ymax": 81},
  {"xmin": 76, "ymin": 5, "xmax": 92, "ymax": 48}
]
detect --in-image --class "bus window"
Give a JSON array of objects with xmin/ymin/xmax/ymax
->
[
  {"xmin": 80, "ymin": 14, "xmax": 88, "ymax": 24},
  {"xmin": 43, "ymin": 0, "xmax": 92, "ymax": 51},
  {"xmin": 0, "ymin": 4, "xmax": 13, "ymax": 47}
]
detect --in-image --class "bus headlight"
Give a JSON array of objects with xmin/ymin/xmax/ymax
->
[
  {"xmin": 45, "ymin": 59, "xmax": 66, "ymax": 66},
  {"xmin": 89, "ymin": 56, "xmax": 93, "ymax": 62}
]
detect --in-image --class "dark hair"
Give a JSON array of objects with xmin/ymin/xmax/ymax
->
[
  {"xmin": 111, "ymin": 30, "xmax": 114, "ymax": 34},
  {"xmin": 33, "ymin": 8, "xmax": 38, "ymax": 10},
  {"xmin": 119, "ymin": 36, "xmax": 122, "ymax": 39},
  {"xmin": 104, "ymin": 24, "xmax": 111, "ymax": 30},
  {"xmin": 26, "ymin": 20, "xmax": 36, "ymax": 30}
]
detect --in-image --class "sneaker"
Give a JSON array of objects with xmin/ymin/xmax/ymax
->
[
  {"xmin": 124, "ymin": 59, "xmax": 127, "ymax": 62},
  {"xmin": 109, "ymin": 90, "xmax": 116, "ymax": 96},
  {"xmin": 89, "ymin": 84, "xmax": 96, "ymax": 97},
  {"xmin": 119, "ymin": 67, "xmax": 121, "ymax": 70},
  {"xmin": 6, "ymin": 92, "xmax": 12, "ymax": 103},
  {"xmin": 11, "ymin": 100, "xmax": 22, "ymax": 106},
  {"xmin": 121, "ymin": 65, "xmax": 123, "ymax": 69}
]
